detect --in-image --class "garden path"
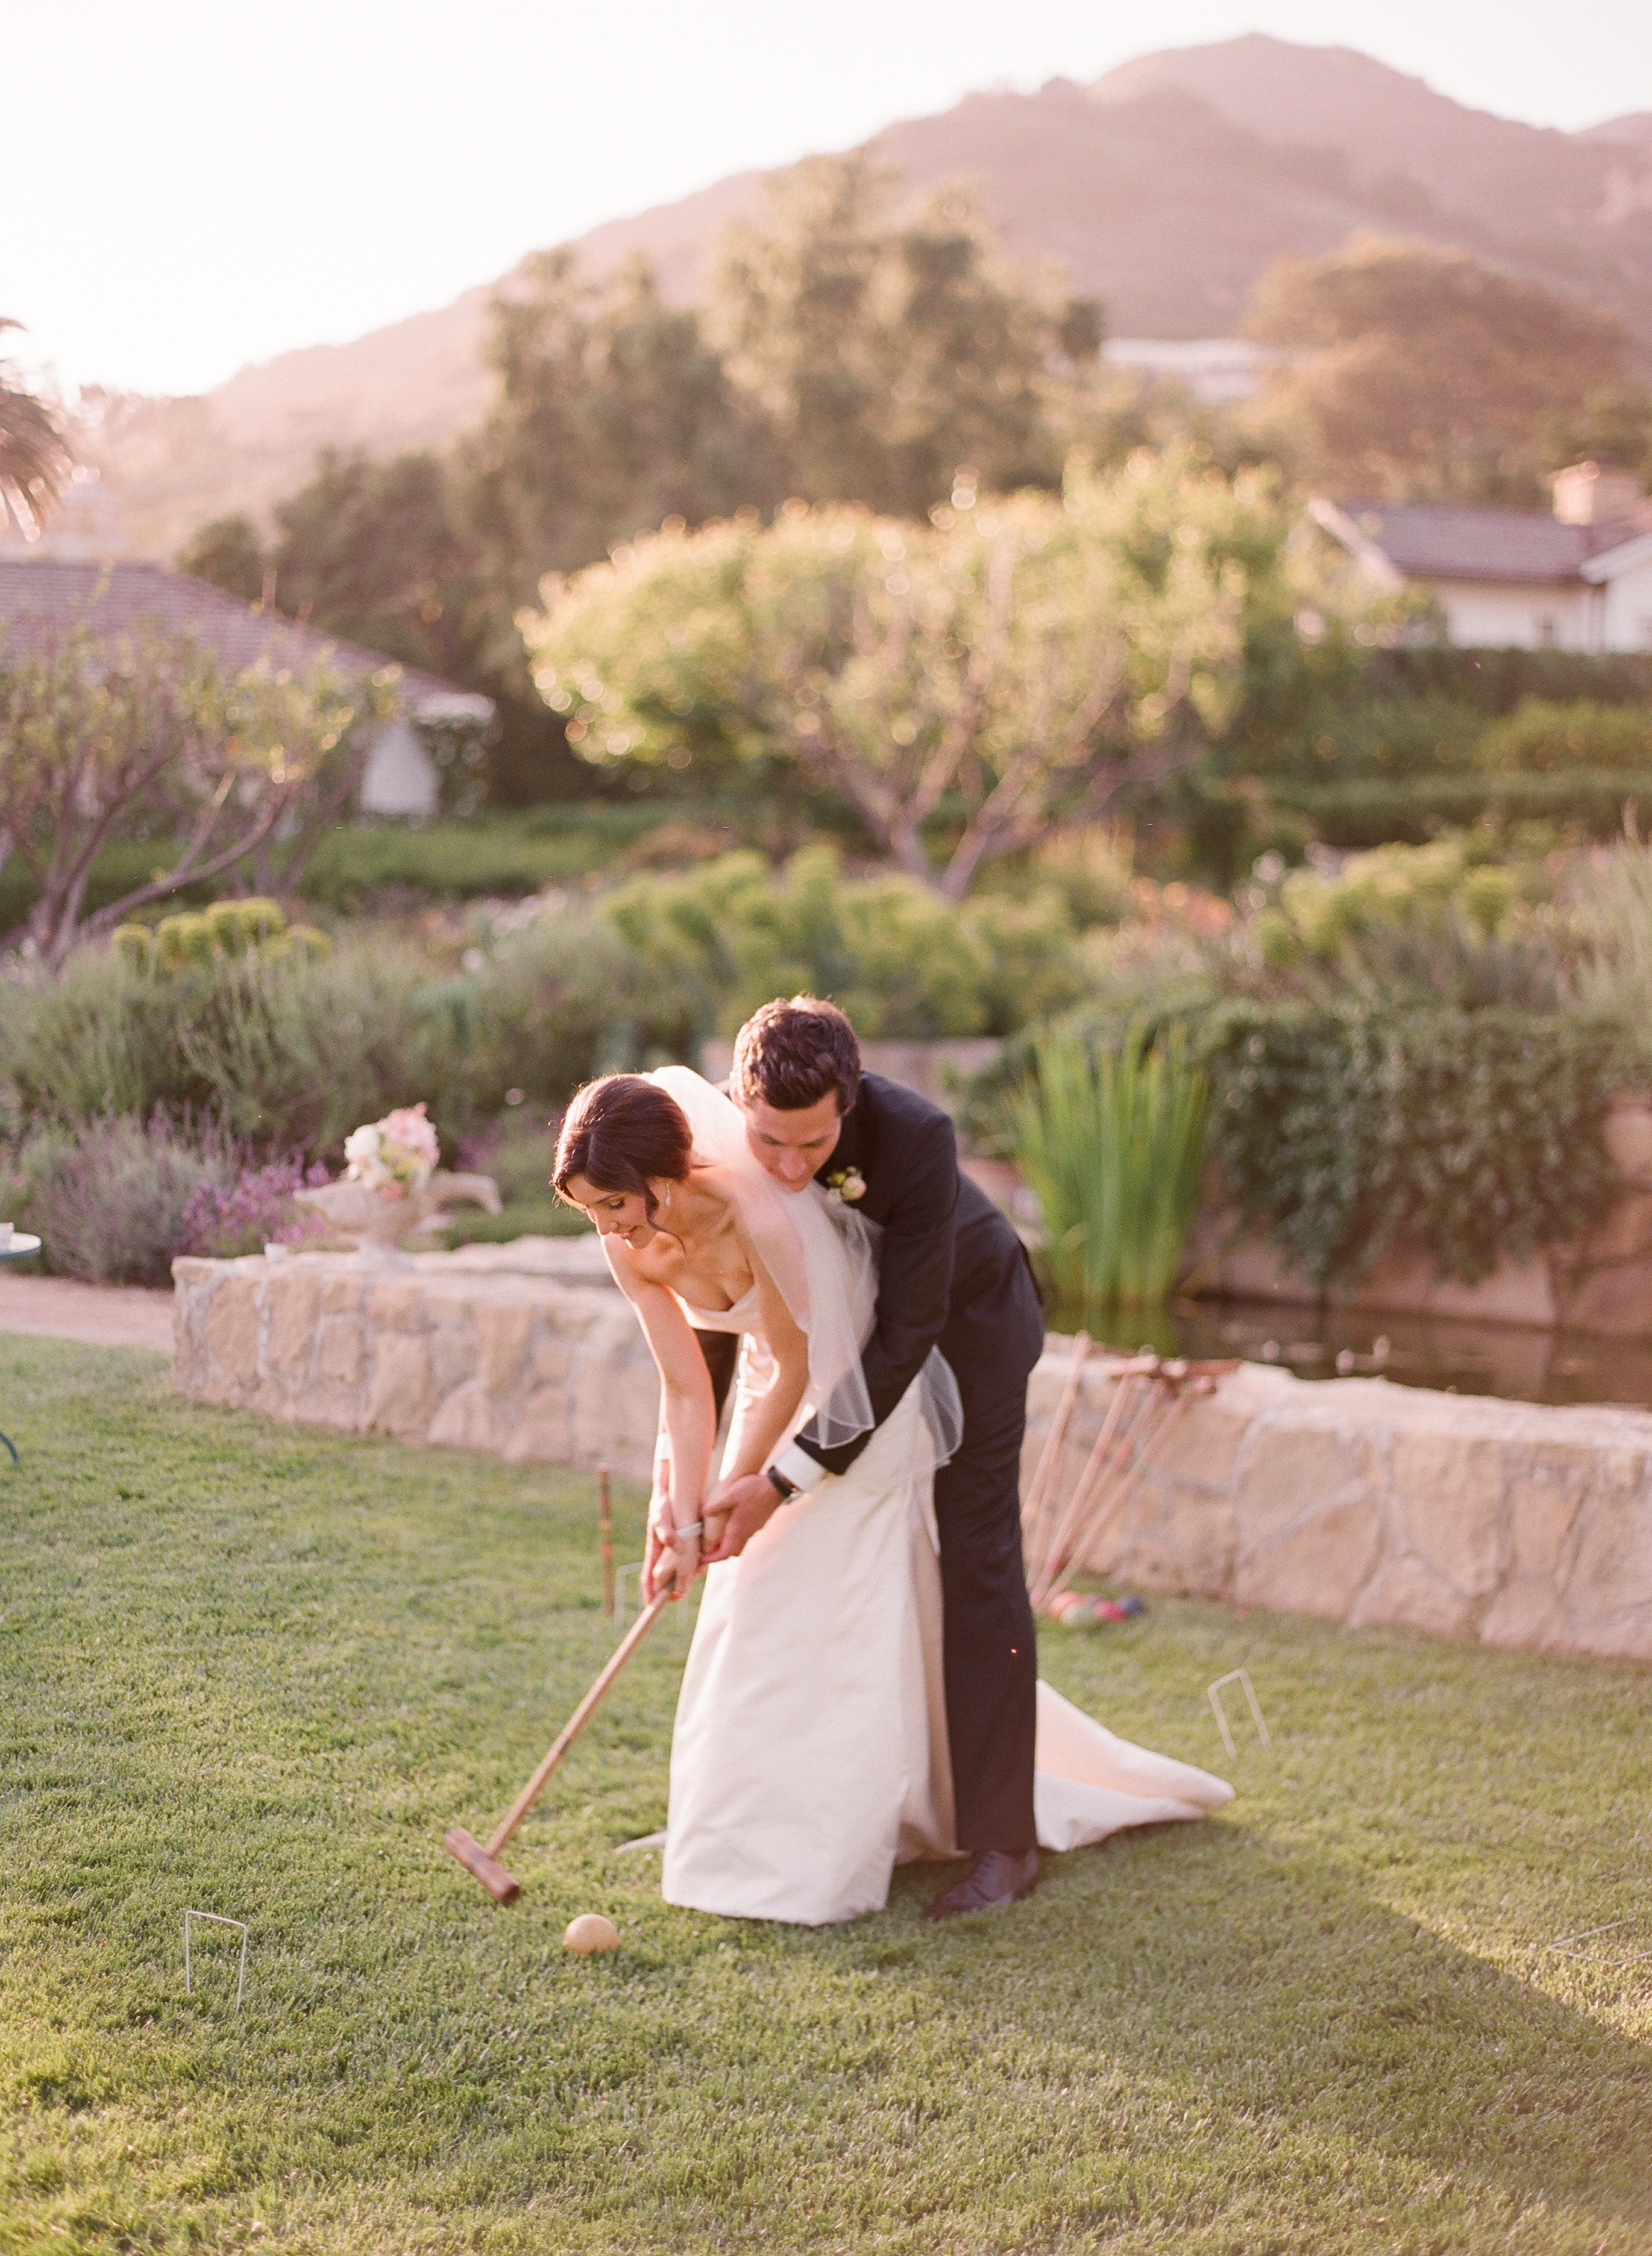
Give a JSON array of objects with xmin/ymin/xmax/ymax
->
[{"xmin": 0, "ymin": 1272, "xmax": 172, "ymax": 1352}]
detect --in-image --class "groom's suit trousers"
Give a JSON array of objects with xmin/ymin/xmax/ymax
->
[{"xmin": 932, "ymin": 1251, "xmax": 1045, "ymax": 1857}]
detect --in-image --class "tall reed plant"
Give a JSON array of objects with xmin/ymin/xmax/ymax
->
[{"xmin": 1009, "ymin": 1021, "xmax": 1208, "ymax": 1315}]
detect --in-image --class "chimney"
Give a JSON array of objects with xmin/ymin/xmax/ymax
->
[{"xmin": 1552, "ymin": 459, "xmax": 1643, "ymax": 527}]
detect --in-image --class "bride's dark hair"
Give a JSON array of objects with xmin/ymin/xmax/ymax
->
[{"xmin": 553, "ymin": 1075, "xmax": 694, "ymax": 1219}]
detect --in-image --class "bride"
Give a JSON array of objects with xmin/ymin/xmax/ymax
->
[{"xmin": 553, "ymin": 1064, "xmax": 1231, "ymax": 1926}]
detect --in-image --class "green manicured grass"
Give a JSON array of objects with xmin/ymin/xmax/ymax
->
[{"xmin": 2, "ymin": 1335, "xmax": 1650, "ymax": 2254}]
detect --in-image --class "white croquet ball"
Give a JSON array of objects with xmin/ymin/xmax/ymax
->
[{"xmin": 563, "ymin": 1913, "xmax": 620, "ymax": 1955}]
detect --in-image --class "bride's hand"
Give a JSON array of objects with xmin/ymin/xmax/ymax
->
[{"xmin": 644, "ymin": 1518, "xmax": 701, "ymax": 1604}]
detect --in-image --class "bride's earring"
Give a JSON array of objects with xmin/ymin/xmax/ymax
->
[{"xmin": 660, "ymin": 1184, "xmax": 672, "ymax": 1210}]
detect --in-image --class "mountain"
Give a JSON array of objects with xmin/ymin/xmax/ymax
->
[{"xmin": 65, "ymin": 34, "xmax": 1652, "ymax": 559}]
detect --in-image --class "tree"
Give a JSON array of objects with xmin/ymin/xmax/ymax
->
[
  {"xmin": 1, "ymin": 321, "xmax": 71, "ymax": 537},
  {"xmin": 524, "ymin": 449, "xmax": 1320, "ymax": 900},
  {"xmin": 178, "ymin": 513, "xmax": 267, "ymax": 604},
  {"xmin": 0, "ymin": 626, "xmax": 388, "ymax": 965},
  {"xmin": 711, "ymin": 152, "xmax": 1103, "ymax": 518},
  {"xmin": 1244, "ymin": 236, "xmax": 1629, "ymax": 500},
  {"xmin": 461, "ymin": 251, "xmax": 781, "ymax": 618}
]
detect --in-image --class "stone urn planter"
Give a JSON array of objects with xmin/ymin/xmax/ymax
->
[{"xmin": 293, "ymin": 1172, "xmax": 502, "ymax": 1265}]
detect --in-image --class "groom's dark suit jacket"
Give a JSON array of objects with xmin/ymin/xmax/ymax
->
[{"xmin": 792, "ymin": 1072, "xmax": 1045, "ymax": 1477}]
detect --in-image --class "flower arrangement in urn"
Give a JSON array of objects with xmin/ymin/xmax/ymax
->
[
  {"xmin": 343, "ymin": 1104, "xmax": 442, "ymax": 1195},
  {"xmin": 294, "ymin": 1104, "xmax": 501, "ymax": 1260}
]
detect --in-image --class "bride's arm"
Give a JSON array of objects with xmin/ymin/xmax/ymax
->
[
  {"xmin": 603, "ymin": 1243, "xmax": 715, "ymax": 1599},
  {"xmin": 711, "ymin": 1235, "xmax": 811, "ymax": 1490}
]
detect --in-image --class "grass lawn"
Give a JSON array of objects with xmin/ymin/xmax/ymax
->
[{"xmin": 1, "ymin": 1338, "xmax": 1650, "ymax": 2254}]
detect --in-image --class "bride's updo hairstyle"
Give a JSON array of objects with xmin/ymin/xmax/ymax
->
[
  {"xmin": 553, "ymin": 1075, "xmax": 694, "ymax": 1219},
  {"xmin": 732, "ymin": 996, "xmax": 861, "ymax": 1113}
]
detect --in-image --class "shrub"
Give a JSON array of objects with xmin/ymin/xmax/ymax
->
[
  {"xmin": 175, "ymin": 1156, "xmax": 331, "ymax": 1260},
  {"xmin": 1477, "ymin": 699, "xmax": 1652, "ymax": 775},
  {"xmin": 1258, "ymin": 839, "xmax": 1518, "ymax": 964},
  {"xmin": 1205, "ymin": 1004, "xmax": 1625, "ymax": 1289},
  {"xmin": 1008, "ymin": 1022, "xmax": 1208, "ymax": 1314},
  {"xmin": 603, "ymin": 845, "xmax": 1085, "ymax": 1040},
  {"xmin": 24, "ymin": 1113, "xmax": 240, "ymax": 1285}
]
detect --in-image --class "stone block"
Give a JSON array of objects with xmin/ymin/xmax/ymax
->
[
  {"xmin": 203, "ymin": 1276, "xmax": 261, "ymax": 1381},
  {"xmin": 367, "ymin": 1279, "xmax": 428, "ymax": 1332},
  {"xmin": 300, "ymin": 1380, "xmax": 367, "ymax": 1432},
  {"xmin": 1561, "ymin": 1464, "xmax": 1652, "ymax": 1626},
  {"xmin": 1233, "ymin": 1420, "xmax": 1360, "ymax": 1546},
  {"xmin": 322, "ymin": 1272, "xmax": 365, "ymax": 1314},
  {"xmin": 531, "ymin": 1335, "xmax": 575, "ymax": 1383},
  {"xmin": 1508, "ymin": 1461, "xmax": 1584, "ymax": 1577},
  {"xmin": 428, "ymin": 1326, "xmax": 480, "ymax": 1394},
  {"xmin": 365, "ymin": 1335, "xmax": 436, "ymax": 1437},
  {"xmin": 476, "ymin": 1300, "xmax": 536, "ymax": 1394},
  {"xmin": 1479, "ymin": 1577, "xmax": 1566, "ymax": 1653},
  {"xmin": 429, "ymin": 1385, "xmax": 500, "ymax": 1455},
  {"xmin": 1391, "ymin": 1428, "xmax": 1504, "ymax": 1597},
  {"xmin": 1347, "ymin": 1551, "xmax": 1475, "ymax": 1640},
  {"xmin": 1149, "ymin": 1397, "xmax": 1253, "ymax": 1489},
  {"xmin": 1237, "ymin": 1494, "xmax": 1382, "ymax": 1620},
  {"xmin": 1164, "ymin": 1490, "xmax": 1239, "ymax": 1598},
  {"xmin": 316, "ymin": 1319, "xmax": 366, "ymax": 1387},
  {"xmin": 263, "ymin": 1271, "xmax": 321, "ymax": 1377},
  {"xmin": 1111, "ymin": 1531, "xmax": 1187, "ymax": 1592},
  {"xmin": 504, "ymin": 1385, "xmax": 576, "ymax": 1467}
]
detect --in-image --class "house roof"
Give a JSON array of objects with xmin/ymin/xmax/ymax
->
[
  {"xmin": 0, "ymin": 560, "xmax": 493, "ymax": 721},
  {"xmin": 1309, "ymin": 496, "xmax": 1652, "ymax": 590}
]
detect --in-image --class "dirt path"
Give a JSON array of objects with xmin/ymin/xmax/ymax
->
[{"xmin": 0, "ymin": 1273, "xmax": 173, "ymax": 1353}]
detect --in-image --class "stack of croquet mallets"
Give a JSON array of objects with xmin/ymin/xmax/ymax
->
[{"xmin": 1023, "ymin": 1335, "xmax": 1237, "ymax": 1624}]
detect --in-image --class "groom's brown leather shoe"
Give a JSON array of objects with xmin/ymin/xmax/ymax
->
[{"xmin": 922, "ymin": 1848, "xmax": 1040, "ymax": 1921}]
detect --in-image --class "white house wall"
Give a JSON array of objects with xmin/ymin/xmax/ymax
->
[
  {"xmin": 1598, "ymin": 555, "xmax": 1652, "ymax": 653},
  {"xmin": 1425, "ymin": 579, "xmax": 1592, "ymax": 651},
  {"xmin": 359, "ymin": 717, "xmax": 440, "ymax": 819}
]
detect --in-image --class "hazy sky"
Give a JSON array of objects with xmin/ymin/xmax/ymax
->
[{"xmin": 6, "ymin": 0, "xmax": 1650, "ymax": 400}]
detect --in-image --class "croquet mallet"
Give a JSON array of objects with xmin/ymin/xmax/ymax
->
[{"xmin": 446, "ymin": 1590, "xmax": 672, "ymax": 1903}]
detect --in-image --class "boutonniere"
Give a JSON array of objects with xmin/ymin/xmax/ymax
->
[{"xmin": 825, "ymin": 1167, "xmax": 866, "ymax": 1205}]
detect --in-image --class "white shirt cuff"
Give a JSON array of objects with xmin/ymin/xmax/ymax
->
[{"xmin": 772, "ymin": 1441, "xmax": 829, "ymax": 1493}]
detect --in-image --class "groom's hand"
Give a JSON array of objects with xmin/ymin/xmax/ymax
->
[{"xmin": 702, "ymin": 1473, "xmax": 782, "ymax": 1560}]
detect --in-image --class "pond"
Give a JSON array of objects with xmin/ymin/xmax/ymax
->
[{"xmin": 1060, "ymin": 1296, "xmax": 1652, "ymax": 1413}]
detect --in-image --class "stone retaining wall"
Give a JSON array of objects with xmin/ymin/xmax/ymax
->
[
  {"xmin": 172, "ymin": 1245, "xmax": 1652, "ymax": 1663},
  {"xmin": 171, "ymin": 1240, "xmax": 661, "ymax": 1481},
  {"xmin": 1024, "ymin": 1346, "xmax": 1652, "ymax": 1665}
]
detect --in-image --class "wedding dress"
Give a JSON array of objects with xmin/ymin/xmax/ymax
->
[{"xmin": 645, "ymin": 1068, "xmax": 1233, "ymax": 1926}]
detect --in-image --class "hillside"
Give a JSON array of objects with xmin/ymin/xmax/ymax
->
[{"xmin": 68, "ymin": 33, "xmax": 1652, "ymax": 560}]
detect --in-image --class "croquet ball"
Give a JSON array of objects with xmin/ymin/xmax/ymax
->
[{"xmin": 563, "ymin": 1913, "xmax": 620, "ymax": 1956}]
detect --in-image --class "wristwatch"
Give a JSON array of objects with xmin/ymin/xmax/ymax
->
[{"xmin": 766, "ymin": 1465, "xmax": 801, "ymax": 1501}]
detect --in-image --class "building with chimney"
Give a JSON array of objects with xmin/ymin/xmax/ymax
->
[{"xmin": 1309, "ymin": 463, "xmax": 1652, "ymax": 652}]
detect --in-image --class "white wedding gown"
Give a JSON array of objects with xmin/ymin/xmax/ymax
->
[{"xmin": 653, "ymin": 1142, "xmax": 1234, "ymax": 1928}]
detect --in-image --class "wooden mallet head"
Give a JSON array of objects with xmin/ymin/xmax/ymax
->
[{"xmin": 444, "ymin": 1828, "xmax": 520, "ymax": 1904}]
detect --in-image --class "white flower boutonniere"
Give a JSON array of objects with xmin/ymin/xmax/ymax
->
[{"xmin": 825, "ymin": 1167, "xmax": 867, "ymax": 1205}]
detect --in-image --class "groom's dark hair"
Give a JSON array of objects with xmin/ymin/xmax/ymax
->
[{"xmin": 732, "ymin": 996, "xmax": 861, "ymax": 1113}]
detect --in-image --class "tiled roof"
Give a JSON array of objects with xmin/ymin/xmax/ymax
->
[
  {"xmin": 0, "ymin": 560, "xmax": 492, "ymax": 719},
  {"xmin": 1324, "ymin": 500, "xmax": 1652, "ymax": 587}
]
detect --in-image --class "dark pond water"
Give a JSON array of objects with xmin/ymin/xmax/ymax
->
[{"xmin": 1054, "ymin": 1297, "xmax": 1652, "ymax": 1413}]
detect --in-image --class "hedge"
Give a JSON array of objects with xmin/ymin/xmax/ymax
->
[{"xmin": 1205, "ymin": 1002, "xmax": 1628, "ymax": 1289}]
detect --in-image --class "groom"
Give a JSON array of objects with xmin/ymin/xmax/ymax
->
[{"xmin": 705, "ymin": 996, "xmax": 1046, "ymax": 1920}]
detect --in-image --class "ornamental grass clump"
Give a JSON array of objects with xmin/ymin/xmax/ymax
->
[{"xmin": 1010, "ymin": 1022, "xmax": 1208, "ymax": 1316}]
